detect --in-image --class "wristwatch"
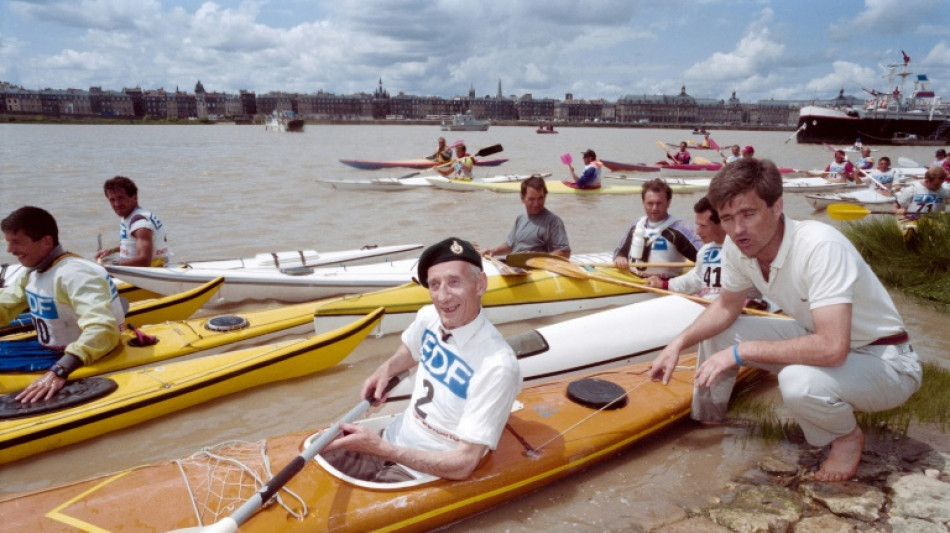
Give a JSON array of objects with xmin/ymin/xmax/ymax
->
[{"xmin": 49, "ymin": 364, "xmax": 69, "ymax": 380}]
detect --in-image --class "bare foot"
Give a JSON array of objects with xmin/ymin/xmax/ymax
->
[{"xmin": 814, "ymin": 426, "xmax": 864, "ymax": 482}]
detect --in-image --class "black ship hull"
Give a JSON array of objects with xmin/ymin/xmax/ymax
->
[{"xmin": 797, "ymin": 109, "xmax": 950, "ymax": 145}]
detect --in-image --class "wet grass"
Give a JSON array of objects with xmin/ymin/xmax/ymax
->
[
  {"xmin": 729, "ymin": 361, "xmax": 950, "ymax": 443},
  {"xmin": 842, "ymin": 214, "xmax": 950, "ymax": 306}
]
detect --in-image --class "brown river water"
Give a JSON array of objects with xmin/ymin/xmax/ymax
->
[{"xmin": 1, "ymin": 123, "xmax": 947, "ymax": 529}]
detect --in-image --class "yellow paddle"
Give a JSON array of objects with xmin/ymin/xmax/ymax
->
[
  {"xmin": 694, "ymin": 156, "xmax": 712, "ymax": 165},
  {"xmin": 524, "ymin": 256, "xmax": 779, "ymax": 317},
  {"xmin": 655, "ymin": 140, "xmax": 674, "ymax": 160},
  {"xmin": 827, "ymin": 203, "xmax": 895, "ymax": 221}
]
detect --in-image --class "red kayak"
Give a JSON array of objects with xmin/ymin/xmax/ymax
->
[
  {"xmin": 654, "ymin": 161, "xmax": 722, "ymax": 172},
  {"xmin": 600, "ymin": 160, "xmax": 661, "ymax": 172},
  {"xmin": 340, "ymin": 158, "xmax": 509, "ymax": 170}
]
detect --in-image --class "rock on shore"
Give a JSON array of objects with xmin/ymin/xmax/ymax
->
[{"xmin": 653, "ymin": 429, "xmax": 950, "ymax": 533}]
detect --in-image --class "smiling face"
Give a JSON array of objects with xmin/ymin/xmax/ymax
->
[
  {"xmin": 425, "ymin": 261, "xmax": 486, "ymax": 330},
  {"xmin": 4, "ymin": 230, "xmax": 55, "ymax": 268},
  {"xmin": 106, "ymin": 188, "xmax": 138, "ymax": 218},
  {"xmin": 717, "ymin": 190, "xmax": 784, "ymax": 261}
]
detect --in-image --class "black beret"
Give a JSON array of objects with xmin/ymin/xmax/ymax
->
[{"xmin": 417, "ymin": 237, "xmax": 482, "ymax": 288}]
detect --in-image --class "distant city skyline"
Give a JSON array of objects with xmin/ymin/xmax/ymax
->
[{"xmin": 1, "ymin": 0, "xmax": 948, "ymax": 102}]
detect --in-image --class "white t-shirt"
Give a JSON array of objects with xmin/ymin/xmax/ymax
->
[
  {"xmin": 721, "ymin": 217, "xmax": 905, "ymax": 347},
  {"xmin": 24, "ymin": 255, "xmax": 125, "ymax": 362},
  {"xmin": 384, "ymin": 305, "xmax": 522, "ymax": 460},
  {"xmin": 896, "ymin": 181, "xmax": 949, "ymax": 218},
  {"xmin": 120, "ymin": 206, "xmax": 170, "ymax": 266},
  {"xmin": 669, "ymin": 241, "xmax": 722, "ymax": 298}
]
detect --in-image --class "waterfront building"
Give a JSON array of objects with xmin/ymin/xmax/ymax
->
[{"xmin": 1, "ymin": 78, "xmax": 892, "ymax": 128}]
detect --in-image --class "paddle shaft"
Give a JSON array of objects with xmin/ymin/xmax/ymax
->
[
  {"xmin": 525, "ymin": 257, "xmax": 776, "ymax": 317},
  {"xmin": 398, "ymin": 144, "xmax": 503, "ymax": 179},
  {"xmin": 588, "ymin": 261, "xmax": 694, "ymax": 269},
  {"xmin": 171, "ymin": 373, "xmax": 406, "ymax": 533},
  {"xmin": 433, "ymin": 144, "xmax": 504, "ymax": 170}
]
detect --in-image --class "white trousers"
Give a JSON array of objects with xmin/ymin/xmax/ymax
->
[{"xmin": 693, "ymin": 315, "xmax": 922, "ymax": 446}]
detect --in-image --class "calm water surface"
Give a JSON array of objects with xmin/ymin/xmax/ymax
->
[{"xmin": 1, "ymin": 124, "xmax": 946, "ymax": 529}]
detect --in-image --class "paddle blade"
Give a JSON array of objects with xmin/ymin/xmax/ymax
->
[
  {"xmin": 506, "ymin": 251, "xmax": 569, "ymax": 269},
  {"xmin": 475, "ymin": 144, "xmax": 503, "ymax": 158},
  {"xmin": 898, "ymin": 157, "xmax": 921, "ymax": 168},
  {"xmin": 560, "ymin": 153, "xmax": 573, "ymax": 166},
  {"xmin": 524, "ymin": 257, "xmax": 588, "ymax": 279},
  {"xmin": 827, "ymin": 203, "xmax": 873, "ymax": 221},
  {"xmin": 694, "ymin": 156, "xmax": 712, "ymax": 165}
]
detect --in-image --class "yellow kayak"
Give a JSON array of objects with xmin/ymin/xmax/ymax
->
[
  {"xmin": 1, "ymin": 277, "xmax": 224, "ymax": 341},
  {"xmin": 0, "ymin": 308, "xmax": 383, "ymax": 465},
  {"xmin": 0, "ymin": 292, "xmax": 328, "ymax": 393},
  {"xmin": 312, "ymin": 266, "xmax": 651, "ymax": 337}
]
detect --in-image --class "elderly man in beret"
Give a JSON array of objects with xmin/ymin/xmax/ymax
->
[{"xmin": 323, "ymin": 237, "xmax": 522, "ymax": 482}]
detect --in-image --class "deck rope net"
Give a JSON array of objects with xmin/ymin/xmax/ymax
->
[{"xmin": 173, "ymin": 440, "xmax": 308, "ymax": 526}]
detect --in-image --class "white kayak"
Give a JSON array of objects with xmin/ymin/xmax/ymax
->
[
  {"xmin": 385, "ymin": 294, "xmax": 714, "ymax": 400},
  {"xmin": 318, "ymin": 173, "xmax": 551, "ymax": 192},
  {"xmin": 605, "ymin": 175, "xmax": 848, "ymax": 194},
  {"xmin": 105, "ymin": 244, "xmax": 423, "ymax": 305},
  {"xmin": 806, "ymin": 187, "xmax": 898, "ymax": 211},
  {"xmin": 106, "ymin": 251, "xmax": 621, "ymax": 306}
]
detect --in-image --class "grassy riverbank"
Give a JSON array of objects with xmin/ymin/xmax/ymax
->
[{"xmin": 843, "ymin": 214, "xmax": 950, "ymax": 306}]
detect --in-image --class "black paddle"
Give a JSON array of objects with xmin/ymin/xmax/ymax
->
[
  {"xmin": 398, "ymin": 144, "xmax": 504, "ymax": 179},
  {"xmin": 169, "ymin": 371, "xmax": 407, "ymax": 533}
]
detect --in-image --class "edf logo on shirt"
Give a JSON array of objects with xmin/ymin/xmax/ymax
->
[
  {"xmin": 26, "ymin": 291, "xmax": 58, "ymax": 319},
  {"xmin": 702, "ymin": 247, "xmax": 722, "ymax": 264},
  {"xmin": 420, "ymin": 329, "xmax": 474, "ymax": 399}
]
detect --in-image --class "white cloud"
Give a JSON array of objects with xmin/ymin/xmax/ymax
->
[
  {"xmin": 683, "ymin": 9, "xmax": 785, "ymax": 83},
  {"xmin": 802, "ymin": 61, "xmax": 879, "ymax": 97},
  {"xmin": 851, "ymin": 0, "xmax": 938, "ymax": 33},
  {"xmin": 922, "ymin": 42, "xmax": 950, "ymax": 68}
]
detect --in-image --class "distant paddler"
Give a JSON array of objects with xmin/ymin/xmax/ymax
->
[
  {"xmin": 436, "ymin": 140, "xmax": 474, "ymax": 180},
  {"xmin": 426, "ymin": 136, "xmax": 452, "ymax": 164},
  {"xmin": 94, "ymin": 176, "xmax": 171, "ymax": 267}
]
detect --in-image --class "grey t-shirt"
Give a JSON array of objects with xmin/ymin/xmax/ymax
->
[{"xmin": 506, "ymin": 208, "xmax": 570, "ymax": 253}]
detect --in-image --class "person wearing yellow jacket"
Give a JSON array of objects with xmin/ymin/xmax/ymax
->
[{"xmin": 1, "ymin": 206, "xmax": 125, "ymax": 403}]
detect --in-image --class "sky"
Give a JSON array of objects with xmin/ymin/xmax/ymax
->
[{"xmin": 1, "ymin": 0, "xmax": 948, "ymax": 103}]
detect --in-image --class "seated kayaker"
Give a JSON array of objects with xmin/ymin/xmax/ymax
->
[
  {"xmin": 565, "ymin": 148, "xmax": 602, "ymax": 189},
  {"xmin": 895, "ymin": 166, "xmax": 949, "ymax": 220},
  {"xmin": 322, "ymin": 238, "xmax": 522, "ymax": 482},
  {"xmin": 825, "ymin": 150, "xmax": 860, "ymax": 185},
  {"xmin": 863, "ymin": 156, "xmax": 897, "ymax": 195},
  {"xmin": 613, "ymin": 178, "xmax": 701, "ymax": 279},
  {"xmin": 1, "ymin": 206, "xmax": 125, "ymax": 404},
  {"xmin": 94, "ymin": 176, "xmax": 171, "ymax": 267},
  {"xmin": 723, "ymin": 145, "xmax": 741, "ymax": 164},
  {"xmin": 480, "ymin": 176, "xmax": 571, "ymax": 259},
  {"xmin": 436, "ymin": 141, "xmax": 474, "ymax": 180},
  {"xmin": 425, "ymin": 136, "xmax": 452, "ymax": 164},
  {"xmin": 669, "ymin": 142, "xmax": 691, "ymax": 164}
]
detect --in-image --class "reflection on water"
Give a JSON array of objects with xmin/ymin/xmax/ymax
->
[{"xmin": 0, "ymin": 124, "xmax": 946, "ymax": 529}]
